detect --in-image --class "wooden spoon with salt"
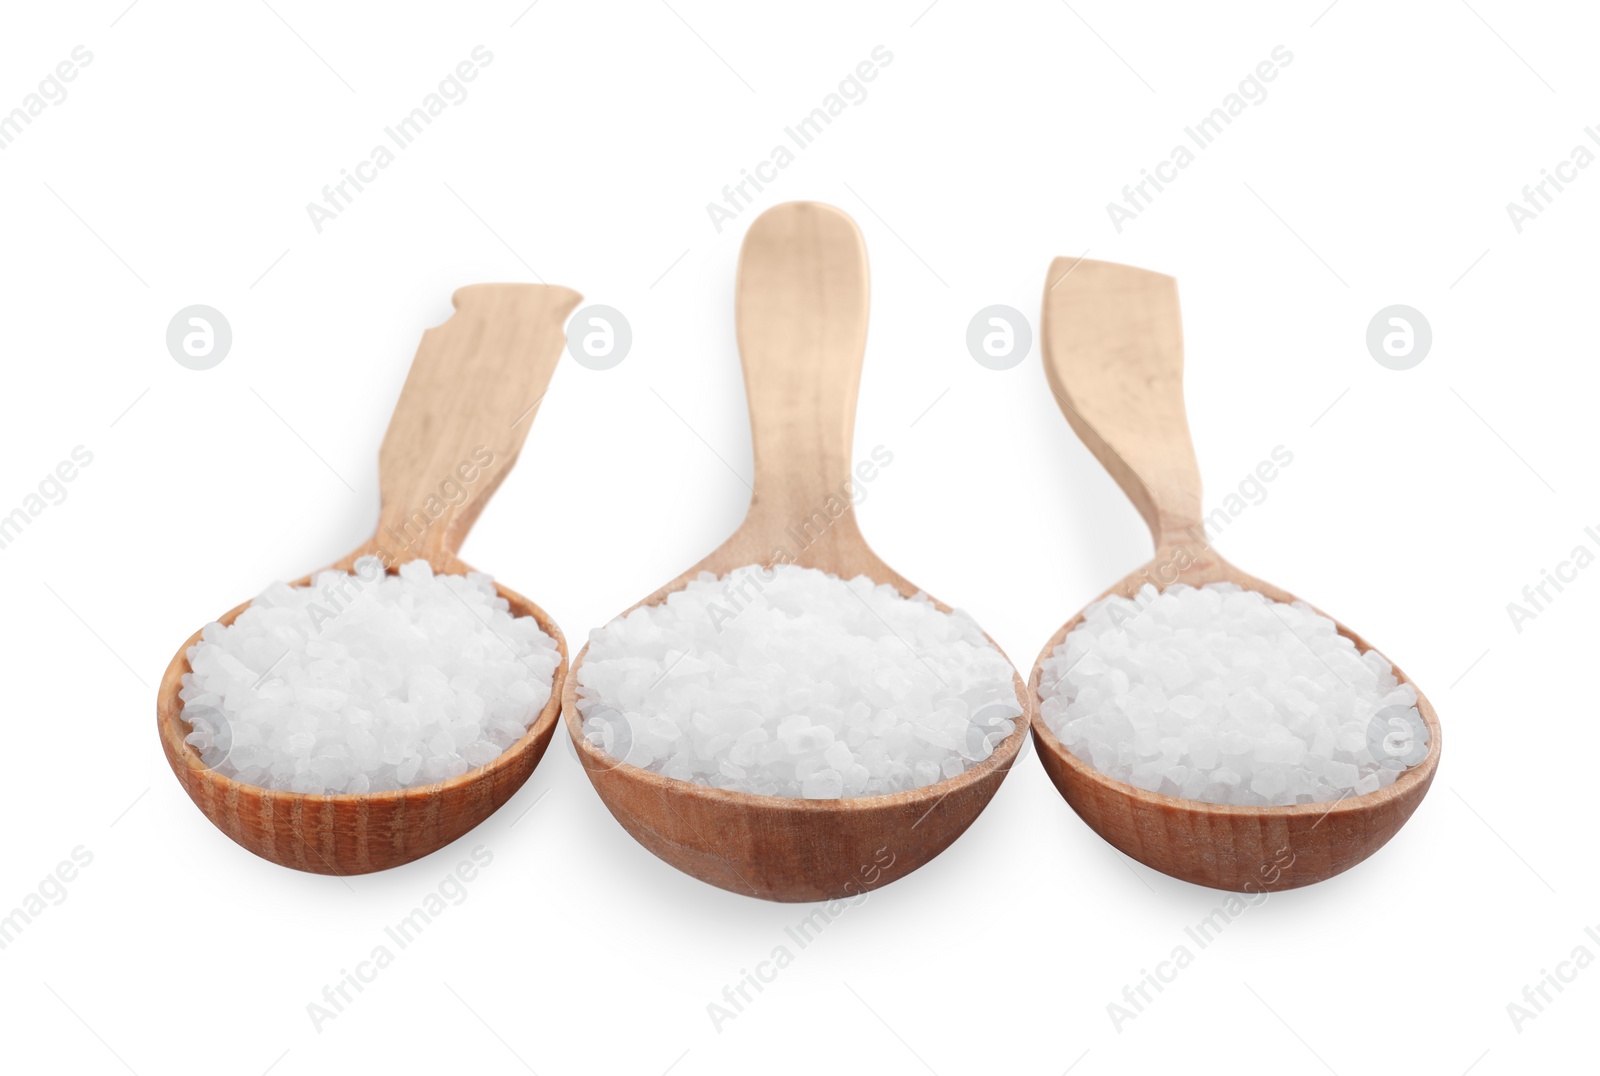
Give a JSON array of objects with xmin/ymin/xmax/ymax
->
[
  {"xmin": 562, "ymin": 201, "xmax": 1032, "ymax": 902},
  {"xmin": 156, "ymin": 284, "xmax": 580, "ymax": 874},
  {"xmin": 1029, "ymin": 257, "xmax": 1441, "ymax": 891}
]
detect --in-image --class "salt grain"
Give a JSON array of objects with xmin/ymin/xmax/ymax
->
[
  {"xmin": 575, "ymin": 564, "xmax": 1022, "ymax": 798},
  {"xmin": 179, "ymin": 558, "xmax": 560, "ymax": 794},
  {"xmin": 1038, "ymin": 582, "xmax": 1428, "ymax": 807}
]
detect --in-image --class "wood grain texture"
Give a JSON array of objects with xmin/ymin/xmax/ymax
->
[
  {"xmin": 1032, "ymin": 257, "xmax": 1441, "ymax": 892},
  {"xmin": 562, "ymin": 202, "xmax": 1032, "ymax": 902},
  {"xmin": 156, "ymin": 284, "xmax": 581, "ymax": 875}
]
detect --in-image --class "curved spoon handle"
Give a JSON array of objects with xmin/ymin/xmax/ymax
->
[
  {"xmin": 372, "ymin": 283, "xmax": 581, "ymax": 563},
  {"xmin": 1041, "ymin": 258, "xmax": 1203, "ymax": 551},
  {"xmin": 734, "ymin": 201, "xmax": 871, "ymax": 553}
]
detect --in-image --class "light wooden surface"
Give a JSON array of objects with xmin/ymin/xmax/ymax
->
[
  {"xmin": 156, "ymin": 284, "xmax": 581, "ymax": 875},
  {"xmin": 562, "ymin": 202, "xmax": 1032, "ymax": 902},
  {"xmin": 1032, "ymin": 257, "xmax": 1441, "ymax": 891}
]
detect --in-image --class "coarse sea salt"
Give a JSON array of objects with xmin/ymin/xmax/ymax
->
[
  {"xmin": 179, "ymin": 557, "xmax": 560, "ymax": 794},
  {"xmin": 575, "ymin": 564, "xmax": 1022, "ymax": 799},
  {"xmin": 1037, "ymin": 582, "xmax": 1428, "ymax": 807}
]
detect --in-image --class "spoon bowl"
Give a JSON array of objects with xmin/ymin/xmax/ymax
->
[
  {"xmin": 1030, "ymin": 258, "xmax": 1441, "ymax": 891},
  {"xmin": 562, "ymin": 202, "xmax": 1031, "ymax": 902},
  {"xmin": 156, "ymin": 284, "xmax": 580, "ymax": 874}
]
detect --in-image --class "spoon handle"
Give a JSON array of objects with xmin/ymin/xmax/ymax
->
[
  {"xmin": 1041, "ymin": 258, "xmax": 1204, "ymax": 552},
  {"xmin": 734, "ymin": 201, "xmax": 871, "ymax": 552},
  {"xmin": 372, "ymin": 283, "xmax": 581, "ymax": 563}
]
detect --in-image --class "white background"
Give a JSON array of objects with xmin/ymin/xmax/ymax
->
[{"xmin": 0, "ymin": 1, "xmax": 1594, "ymax": 1073}]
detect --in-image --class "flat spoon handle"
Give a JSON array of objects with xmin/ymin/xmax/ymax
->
[
  {"xmin": 734, "ymin": 202, "xmax": 872, "ymax": 557},
  {"xmin": 1041, "ymin": 258, "xmax": 1204, "ymax": 553},
  {"xmin": 372, "ymin": 283, "xmax": 581, "ymax": 562}
]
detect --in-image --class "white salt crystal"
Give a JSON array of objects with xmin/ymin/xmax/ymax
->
[
  {"xmin": 180, "ymin": 558, "xmax": 559, "ymax": 793},
  {"xmin": 1038, "ymin": 582, "xmax": 1427, "ymax": 807},
  {"xmin": 802, "ymin": 769, "xmax": 844, "ymax": 799},
  {"xmin": 575, "ymin": 564, "xmax": 1022, "ymax": 799},
  {"xmin": 1250, "ymin": 769, "xmax": 1288, "ymax": 800}
]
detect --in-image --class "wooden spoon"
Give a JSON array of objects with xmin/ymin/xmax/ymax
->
[
  {"xmin": 156, "ymin": 284, "xmax": 581, "ymax": 875},
  {"xmin": 1030, "ymin": 257, "xmax": 1441, "ymax": 891},
  {"xmin": 562, "ymin": 201, "xmax": 1032, "ymax": 902}
]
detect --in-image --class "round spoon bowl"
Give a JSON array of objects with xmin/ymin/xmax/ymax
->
[
  {"xmin": 157, "ymin": 559, "xmax": 567, "ymax": 875},
  {"xmin": 563, "ymin": 573, "xmax": 1032, "ymax": 903},
  {"xmin": 1028, "ymin": 558, "xmax": 1441, "ymax": 892}
]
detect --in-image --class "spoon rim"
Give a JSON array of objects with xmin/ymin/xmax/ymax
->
[
  {"xmin": 156, "ymin": 566, "xmax": 568, "ymax": 808},
  {"xmin": 1026, "ymin": 570, "xmax": 1443, "ymax": 820}
]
